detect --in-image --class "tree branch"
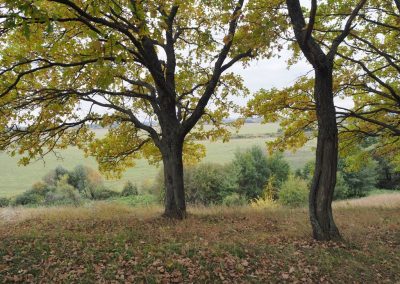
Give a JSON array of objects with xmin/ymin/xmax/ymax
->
[{"xmin": 328, "ymin": 0, "xmax": 367, "ymax": 60}]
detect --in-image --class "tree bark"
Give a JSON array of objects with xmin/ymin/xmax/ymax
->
[
  {"xmin": 160, "ymin": 137, "xmax": 186, "ymax": 219},
  {"xmin": 309, "ymin": 68, "xmax": 341, "ymax": 241}
]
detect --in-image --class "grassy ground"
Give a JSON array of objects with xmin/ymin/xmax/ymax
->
[
  {"xmin": 0, "ymin": 194, "xmax": 399, "ymax": 283},
  {"xmin": 0, "ymin": 123, "xmax": 315, "ymax": 198}
]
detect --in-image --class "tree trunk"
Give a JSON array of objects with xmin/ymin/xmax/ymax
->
[
  {"xmin": 160, "ymin": 137, "xmax": 187, "ymax": 219},
  {"xmin": 309, "ymin": 68, "xmax": 341, "ymax": 241}
]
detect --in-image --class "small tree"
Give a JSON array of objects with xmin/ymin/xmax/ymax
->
[
  {"xmin": 232, "ymin": 146, "xmax": 289, "ymax": 200},
  {"xmin": 233, "ymin": 146, "xmax": 271, "ymax": 200}
]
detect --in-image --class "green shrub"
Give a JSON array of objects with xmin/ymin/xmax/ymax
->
[
  {"xmin": 13, "ymin": 165, "xmax": 115, "ymax": 206},
  {"xmin": 184, "ymin": 163, "xmax": 237, "ymax": 205},
  {"xmin": 43, "ymin": 166, "xmax": 70, "ymax": 186},
  {"xmin": 14, "ymin": 181, "xmax": 54, "ymax": 206},
  {"xmin": 295, "ymin": 160, "xmax": 314, "ymax": 181},
  {"xmin": 222, "ymin": 193, "xmax": 247, "ymax": 207},
  {"xmin": 14, "ymin": 193, "xmax": 44, "ymax": 206},
  {"xmin": 45, "ymin": 175, "xmax": 82, "ymax": 206},
  {"xmin": 68, "ymin": 165, "xmax": 87, "ymax": 192},
  {"xmin": 278, "ymin": 176, "xmax": 308, "ymax": 207},
  {"xmin": 232, "ymin": 146, "xmax": 289, "ymax": 200},
  {"xmin": 267, "ymin": 153, "xmax": 290, "ymax": 188},
  {"xmin": 92, "ymin": 187, "xmax": 120, "ymax": 200},
  {"xmin": 0, "ymin": 197, "xmax": 10, "ymax": 207},
  {"xmin": 296, "ymin": 157, "xmax": 379, "ymax": 200},
  {"xmin": 151, "ymin": 146, "xmax": 290, "ymax": 205},
  {"xmin": 121, "ymin": 181, "xmax": 139, "ymax": 197},
  {"xmin": 30, "ymin": 181, "xmax": 54, "ymax": 196},
  {"xmin": 45, "ymin": 186, "xmax": 82, "ymax": 206},
  {"xmin": 335, "ymin": 158, "xmax": 378, "ymax": 199},
  {"xmin": 68, "ymin": 165, "xmax": 105, "ymax": 198},
  {"xmin": 232, "ymin": 146, "xmax": 271, "ymax": 200}
]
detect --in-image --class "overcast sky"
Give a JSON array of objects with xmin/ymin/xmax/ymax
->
[
  {"xmin": 231, "ymin": 52, "xmax": 354, "ymax": 109},
  {"xmin": 233, "ymin": 55, "xmax": 310, "ymax": 94}
]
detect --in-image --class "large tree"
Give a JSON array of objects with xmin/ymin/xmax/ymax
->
[
  {"xmin": 0, "ymin": 0, "xmax": 281, "ymax": 218},
  {"xmin": 250, "ymin": 0, "xmax": 400, "ymax": 240},
  {"xmin": 250, "ymin": 0, "xmax": 367, "ymax": 240},
  {"xmin": 283, "ymin": 0, "xmax": 367, "ymax": 240}
]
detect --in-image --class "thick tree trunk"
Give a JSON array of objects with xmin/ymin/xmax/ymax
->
[
  {"xmin": 309, "ymin": 68, "xmax": 341, "ymax": 241},
  {"xmin": 160, "ymin": 137, "xmax": 186, "ymax": 219}
]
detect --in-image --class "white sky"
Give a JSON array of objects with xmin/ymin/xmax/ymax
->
[
  {"xmin": 230, "ymin": 52, "xmax": 354, "ymax": 109},
  {"xmin": 232, "ymin": 56, "xmax": 309, "ymax": 96}
]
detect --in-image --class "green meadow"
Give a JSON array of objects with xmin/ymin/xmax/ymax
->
[{"xmin": 0, "ymin": 123, "xmax": 315, "ymax": 197}]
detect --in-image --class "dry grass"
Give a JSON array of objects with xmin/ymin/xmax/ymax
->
[
  {"xmin": 334, "ymin": 193, "xmax": 400, "ymax": 209},
  {"xmin": 0, "ymin": 195, "xmax": 399, "ymax": 283}
]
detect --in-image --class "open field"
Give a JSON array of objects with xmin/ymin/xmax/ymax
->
[
  {"xmin": 0, "ymin": 193, "xmax": 399, "ymax": 282},
  {"xmin": 0, "ymin": 123, "xmax": 315, "ymax": 198}
]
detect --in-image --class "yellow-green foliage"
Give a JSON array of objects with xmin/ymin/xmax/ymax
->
[
  {"xmin": 246, "ymin": 0, "xmax": 400, "ymax": 168},
  {"xmin": 250, "ymin": 197, "xmax": 278, "ymax": 209},
  {"xmin": 250, "ymin": 177, "xmax": 279, "ymax": 209},
  {"xmin": 0, "ymin": 0, "xmax": 285, "ymax": 179},
  {"xmin": 278, "ymin": 176, "xmax": 309, "ymax": 207}
]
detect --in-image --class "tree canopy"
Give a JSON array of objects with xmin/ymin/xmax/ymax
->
[
  {"xmin": 0, "ymin": 0, "xmax": 283, "ymax": 175},
  {"xmin": 248, "ymin": 0, "xmax": 400, "ymax": 168}
]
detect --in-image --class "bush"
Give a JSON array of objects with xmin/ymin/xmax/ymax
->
[
  {"xmin": 14, "ymin": 192, "xmax": 44, "ymax": 206},
  {"xmin": 232, "ymin": 146, "xmax": 289, "ymax": 200},
  {"xmin": 92, "ymin": 187, "xmax": 120, "ymax": 200},
  {"xmin": 250, "ymin": 197, "xmax": 278, "ymax": 209},
  {"xmin": 278, "ymin": 176, "xmax": 308, "ymax": 207},
  {"xmin": 232, "ymin": 146, "xmax": 271, "ymax": 200},
  {"xmin": 184, "ymin": 163, "xmax": 237, "ymax": 205},
  {"xmin": 153, "ymin": 163, "xmax": 237, "ymax": 205},
  {"xmin": 68, "ymin": 165, "xmax": 105, "ymax": 198},
  {"xmin": 41, "ymin": 164, "xmax": 108, "ymax": 200},
  {"xmin": 67, "ymin": 165, "xmax": 87, "ymax": 192},
  {"xmin": 13, "ymin": 165, "xmax": 116, "ymax": 207},
  {"xmin": 267, "ymin": 153, "xmax": 290, "ymax": 188},
  {"xmin": 151, "ymin": 146, "xmax": 290, "ymax": 205},
  {"xmin": 45, "ymin": 176, "xmax": 82, "ymax": 206},
  {"xmin": 0, "ymin": 197, "xmax": 10, "ymax": 207},
  {"xmin": 336, "ymin": 158, "xmax": 378, "ymax": 199},
  {"xmin": 43, "ymin": 166, "xmax": 69, "ymax": 186},
  {"xmin": 14, "ymin": 182, "xmax": 54, "ymax": 206},
  {"xmin": 121, "ymin": 181, "xmax": 139, "ymax": 197},
  {"xmin": 222, "ymin": 193, "xmax": 247, "ymax": 207},
  {"xmin": 250, "ymin": 177, "xmax": 280, "ymax": 209},
  {"xmin": 30, "ymin": 181, "xmax": 54, "ymax": 196}
]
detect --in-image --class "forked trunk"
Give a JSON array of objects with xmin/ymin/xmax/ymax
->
[
  {"xmin": 161, "ymin": 138, "xmax": 186, "ymax": 219},
  {"xmin": 309, "ymin": 68, "xmax": 341, "ymax": 241}
]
